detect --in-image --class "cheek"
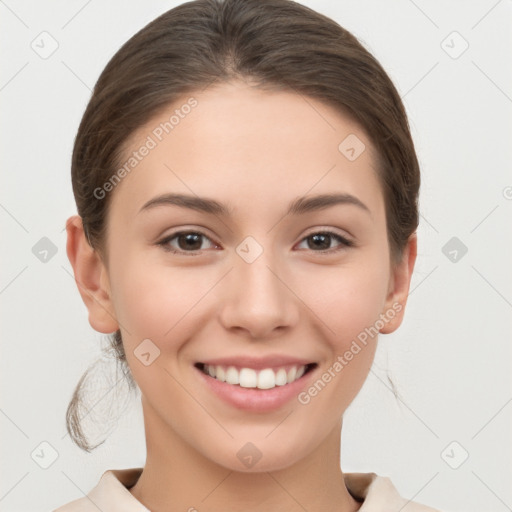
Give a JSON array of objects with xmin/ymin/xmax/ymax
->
[
  {"xmin": 109, "ymin": 252, "xmax": 211, "ymax": 339},
  {"xmin": 300, "ymin": 258, "xmax": 389, "ymax": 345},
  {"xmin": 293, "ymin": 266, "xmax": 386, "ymax": 418}
]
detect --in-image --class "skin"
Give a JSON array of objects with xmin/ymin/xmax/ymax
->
[{"xmin": 66, "ymin": 80, "xmax": 416, "ymax": 511}]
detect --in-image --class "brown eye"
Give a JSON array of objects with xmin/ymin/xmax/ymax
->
[
  {"xmin": 175, "ymin": 233, "xmax": 203, "ymax": 251},
  {"xmin": 296, "ymin": 231, "xmax": 354, "ymax": 253},
  {"xmin": 157, "ymin": 231, "xmax": 216, "ymax": 254}
]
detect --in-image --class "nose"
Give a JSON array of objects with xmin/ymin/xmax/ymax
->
[{"xmin": 218, "ymin": 247, "xmax": 300, "ymax": 340}]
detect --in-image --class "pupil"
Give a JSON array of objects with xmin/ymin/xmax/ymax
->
[
  {"xmin": 179, "ymin": 233, "xmax": 201, "ymax": 250},
  {"xmin": 309, "ymin": 233, "xmax": 330, "ymax": 250}
]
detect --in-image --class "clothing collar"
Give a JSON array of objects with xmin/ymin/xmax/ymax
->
[{"xmin": 85, "ymin": 467, "xmax": 424, "ymax": 511}]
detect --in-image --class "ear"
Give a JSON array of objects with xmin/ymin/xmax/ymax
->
[
  {"xmin": 65, "ymin": 215, "xmax": 119, "ymax": 333},
  {"xmin": 379, "ymin": 233, "xmax": 417, "ymax": 334}
]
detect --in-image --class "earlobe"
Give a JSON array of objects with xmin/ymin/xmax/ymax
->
[
  {"xmin": 65, "ymin": 215, "xmax": 119, "ymax": 334},
  {"xmin": 379, "ymin": 233, "xmax": 417, "ymax": 334}
]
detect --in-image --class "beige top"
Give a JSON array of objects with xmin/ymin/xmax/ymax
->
[{"xmin": 53, "ymin": 467, "xmax": 441, "ymax": 511}]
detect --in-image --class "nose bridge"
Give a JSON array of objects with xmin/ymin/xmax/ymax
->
[{"xmin": 219, "ymin": 236, "xmax": 298, "ymax": 337}]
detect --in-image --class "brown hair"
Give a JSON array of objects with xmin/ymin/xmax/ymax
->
[{"xmin": 67, "ymin": 0, "xmax": 420, "ymax": 452}]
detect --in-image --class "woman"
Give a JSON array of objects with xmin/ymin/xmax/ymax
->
[{"xmin": 56, "ymin": 0, "xmax": 440, "ymax": 509}]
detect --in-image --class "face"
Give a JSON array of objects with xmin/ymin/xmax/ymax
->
[{"xmin": 71, "ymin": 80, "xmax": 415, "ymax": 472}]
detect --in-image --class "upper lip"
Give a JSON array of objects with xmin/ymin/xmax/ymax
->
[{"xmin": 197, "ymin": 355, "xmax": 316, "ymax": 370}]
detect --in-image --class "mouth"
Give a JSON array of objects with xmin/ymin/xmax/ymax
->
[{"xmin": 194, "ymin": 362, "xmax": 317, "ymax": 390}]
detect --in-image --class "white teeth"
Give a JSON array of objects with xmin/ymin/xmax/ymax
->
[
  {"xmin": 202, "ymin": 364, "xmax": 309, "ymax": 389},
  {"xmin": 239, "ymin": 368, "xmax": 257, "ymax": 388},
  {"xmin": 216, "ymin": 366, "xmax": 226, "ymax": 382},
  {"xmin": 275, "ymin": 368, "xmax": 288, "ymax": 386},
  {"xmin": 257, "ymin": 368, "xmax": 276, "ymax": 389},
  {"xmin": 225, "ymin": 366, "xmax": 239, "ymax": 385}
]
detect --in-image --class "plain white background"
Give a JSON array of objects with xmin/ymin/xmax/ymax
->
[{"xmin": 1, "ymin": 1, "xmax": 511, "ymax": 511}]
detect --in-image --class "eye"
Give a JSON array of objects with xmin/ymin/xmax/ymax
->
[
  {"xmin": 157, "ymin": 230, "xmax": 218, "ymax": 255},
  {"xmin": 157, "ymin": 229, "xmax": 354, "ymax": 256},
  {"xmin": 296, "ymin": 230, "xmax": 354, "ymax": 254}
]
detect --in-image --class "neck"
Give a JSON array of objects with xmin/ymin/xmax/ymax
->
[{"xmin": 129, "ymin": 397, "xmax": 362, "ymax": 512}]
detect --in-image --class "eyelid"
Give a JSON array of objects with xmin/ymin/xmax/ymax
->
[
  {"xmin": 156, "ymin": 224, "xmax": 219, "ymax": 243},
  {"xmin": 301, "ymin": 226, "xmax": 354, "ymax": 243}
]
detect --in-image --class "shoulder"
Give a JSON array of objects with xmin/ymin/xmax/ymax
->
[
  {"xmin": 52, "ymin": 468, "xmax": 147, "ymax": 512},
  {"xmin": 344, "ymin": 472, "xmax": 442, "ymax": 511}
]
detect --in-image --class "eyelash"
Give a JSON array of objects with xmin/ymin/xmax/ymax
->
[{"xmin": 156, "ymin": 229, "xmax": 354, "ymax": 256}]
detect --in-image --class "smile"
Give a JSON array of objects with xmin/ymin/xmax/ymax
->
[{"xmin": 195, "ymin": 362, "xmax": 317, "ymax": 390}]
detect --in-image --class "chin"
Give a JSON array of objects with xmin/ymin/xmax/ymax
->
[{"xmin": 201, "ymin": 433, "xmax": 314, "ymax": 474}]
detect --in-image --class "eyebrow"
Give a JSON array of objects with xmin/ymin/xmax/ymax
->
[{"xmin": 138, "ymin": 192, "xmax": 371, "ymax": 217}]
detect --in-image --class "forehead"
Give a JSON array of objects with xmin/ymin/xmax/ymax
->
[{"xmin": 109, "ymin": 81, "xmax": 384, "ymax": 222}]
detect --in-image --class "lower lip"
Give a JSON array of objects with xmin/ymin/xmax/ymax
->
[{"xmin": 195, "ymin": 366, "xmax": 316, "ymax": 412}]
